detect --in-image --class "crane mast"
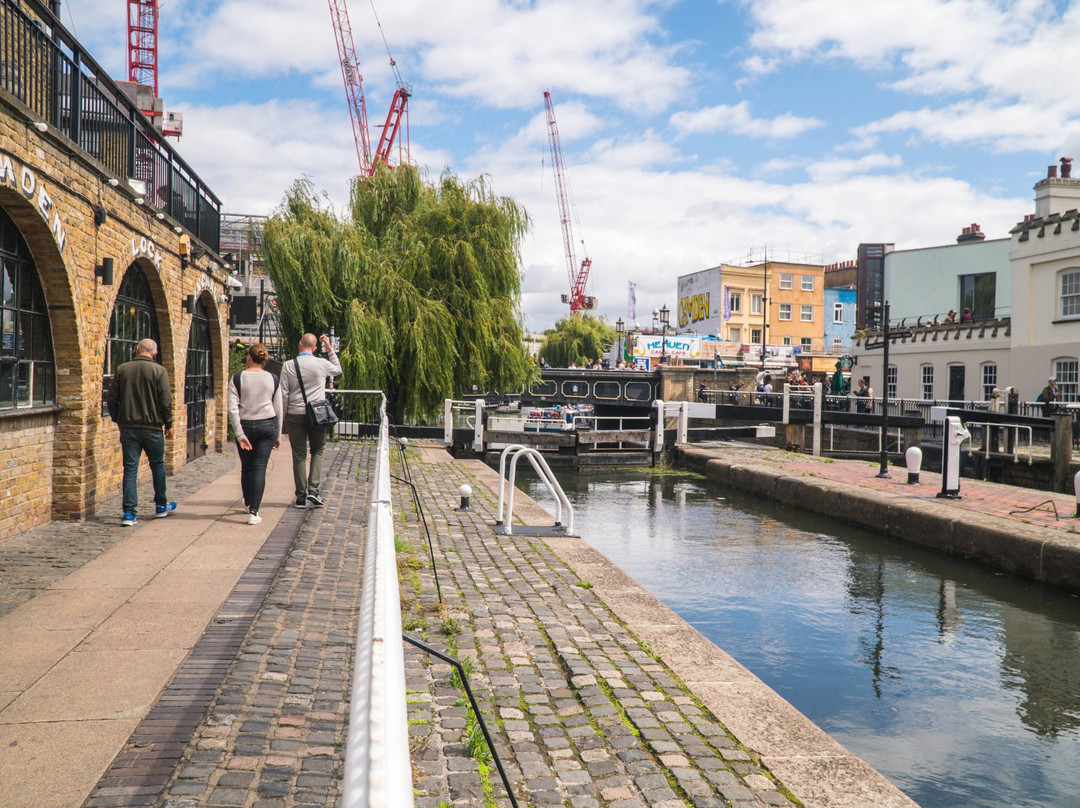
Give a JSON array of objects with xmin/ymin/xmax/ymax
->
[
  {"xmin": 327, "ymin": 0, "xmax": 373, "ymax": 174},
  {"xmin": 543, "ymin": 91, "xmax": 594, "ymax": 314},
  {"xmin": 127, "ymin": 0, "xmax": 158, "ymax": 96}
]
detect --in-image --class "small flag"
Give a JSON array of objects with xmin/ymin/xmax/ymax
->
[{"xmin": 628, "ymin": 281, "xmax": 636, "ymax": 323}]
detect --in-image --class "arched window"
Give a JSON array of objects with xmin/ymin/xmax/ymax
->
[
  {"xmin": 102, "ymin": 265, "xmax": 160, "ymax": 415},
  {"xmin": 185, "ymin": 297, "xmax": 214, "ymax": 460},
  {"xmin": 0, "ymin": 207, "xmax": 55, "ymax": 410}
]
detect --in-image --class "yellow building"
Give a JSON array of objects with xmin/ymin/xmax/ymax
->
[{"xmin": 764, "ymin": 259, "xmax": 826, "ymax": 353}]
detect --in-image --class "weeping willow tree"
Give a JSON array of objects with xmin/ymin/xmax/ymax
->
[
  {"xmin": 262, "ymin": 166, "xmax": 535, "ymax": 422},
  {"xmin": 538, "ymin": 315, "xmax": 616, "ymax": 368}
]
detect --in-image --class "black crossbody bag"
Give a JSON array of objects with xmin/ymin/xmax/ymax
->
[{"xmin": 294, "ymin": 358, "xmax": 339, "ymax": 432}]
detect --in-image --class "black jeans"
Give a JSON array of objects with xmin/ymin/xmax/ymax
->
[{"xmin": 237, "ymin": 418, "xmax": 277, "ymax": 513}]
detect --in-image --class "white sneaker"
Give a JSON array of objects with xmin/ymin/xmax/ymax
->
[{"xmin": 247, "ymin": 512, "xmax": 262, "ymax": 525}]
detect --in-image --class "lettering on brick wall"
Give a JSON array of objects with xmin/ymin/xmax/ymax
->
[
  {"xmin": 0, "ymin": 152, "xmax": 66, "ymax": 253},
  {"xmin": 131, "ymin": 237, "xmax": 163, "ymax": 272}
]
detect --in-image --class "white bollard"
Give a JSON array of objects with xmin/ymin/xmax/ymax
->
[
  {"xmin": 456, "ymin": 484, "xmax": 472, "ymax": 512},
  {"xmin": 905, "ymin": 446, "xmax": 922, "ymax": 485}
]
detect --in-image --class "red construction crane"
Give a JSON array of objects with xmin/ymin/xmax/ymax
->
[
  {"xmin": 327, "ymin": 0, "xmax": 410, "ymax": 176},
  {"xmin": 543, "ymin": 91, "xmax": 595, "ymax": 314},
  {"xmin": 127, "ymin": 0, "xmax": 158, "ymax": 96}
]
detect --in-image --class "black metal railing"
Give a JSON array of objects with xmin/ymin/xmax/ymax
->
[{"xmin": 0, "ymin": 0, "xmax": 221, "ymax": 251}]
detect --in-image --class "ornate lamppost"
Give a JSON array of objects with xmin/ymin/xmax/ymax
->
[
  {"xmin": 659, "ymin": 304, "xmax": 670, "ymax": 365},
  {"xmin": 615, "ymin": 317, "xmax": 624, "ymax": 366}
]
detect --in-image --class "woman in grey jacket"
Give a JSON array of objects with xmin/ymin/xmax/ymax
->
[{"xmin": 227, "ymin": 343, "xmax": 283, "ymax": 524}]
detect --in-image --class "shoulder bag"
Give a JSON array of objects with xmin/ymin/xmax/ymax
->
[{"xmin": 294, "ymin": 358, "xmax": 339, "ymax": 432}]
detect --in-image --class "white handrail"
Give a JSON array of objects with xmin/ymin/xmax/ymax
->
[
  {"xmin": 342, "ymin": 393, "xmax": 413, "ymax": 808},
  {"xmin": 495, "ymin": 444, "xmax": 574, "ymax": 536}
]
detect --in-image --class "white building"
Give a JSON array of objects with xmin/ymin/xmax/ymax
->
[{"xmin": 854, "ymin": 159, "xmax": 1080, "ymax": 404}]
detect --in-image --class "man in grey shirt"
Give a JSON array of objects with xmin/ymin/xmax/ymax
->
[{"xmin": 279, "ymin": 333, "xmax": 342, "ymax": 508}]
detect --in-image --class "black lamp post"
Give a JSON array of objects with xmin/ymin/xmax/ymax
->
[
  {"xmin": 659, "ymin": 304, "xmax": 670, "ymax": 364},
  {"xmin": 615, "ymin": 317, "xmax": 624, "ymax": 365}
]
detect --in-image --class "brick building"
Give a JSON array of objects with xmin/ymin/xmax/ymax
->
[{"xmin": 0, "ymin": 1, "xmax": 231, "ymax": 542}]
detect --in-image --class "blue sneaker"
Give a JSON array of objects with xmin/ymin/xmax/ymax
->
[
  {"xmin": 155, "ymin": 502, "xmax": 177, "ymax": 518},
  {"xmin": 122, "ymin": 512, "xmax": 138, "ymax": 526}
]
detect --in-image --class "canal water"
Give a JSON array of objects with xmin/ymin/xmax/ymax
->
[{"xmin": 519, "ymin": 469, "xmax": 1080, "ymax": 808}]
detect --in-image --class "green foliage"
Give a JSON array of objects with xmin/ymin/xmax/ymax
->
[
  {"xmin": 262, "ymin": 167, "xmax": 536, "ymax": 422},
  {"xmin": 464, "ymin": 709, "xmax": 492, "ymax": 763},
  {"xmin": 538, "ymin": 314, "xmax": 616, "ymax": 368}
]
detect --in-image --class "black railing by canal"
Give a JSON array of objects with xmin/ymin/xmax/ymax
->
[
  {"xmin": 0, "ymin": 0, "xmax": 222, "ymax": 251},
  {"xmin": 462, "ymin": 368, "xmax": 660, "ymax": 411}
]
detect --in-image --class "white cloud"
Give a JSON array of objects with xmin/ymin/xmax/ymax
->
[
  {"xmin": 670, "ymin": 101, "xmax": 823, "ymax": 139},
  {"xmin": 854, "ymin": 102, "xmax": 1071, "ymax": 154},
  {"xmin": 805, "ymin": 153, "xmax": 904, "ymax": 183},
  {"xmin": 176, "ymin": 99, "xmax": 359, "ymax": 215}
]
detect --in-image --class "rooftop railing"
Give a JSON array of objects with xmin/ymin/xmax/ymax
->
[{"xmin": 0, "ymin": 0, "xmax": 221, "ymax": 251}]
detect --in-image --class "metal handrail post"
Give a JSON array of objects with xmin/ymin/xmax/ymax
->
[
  {"xmin": 812, "ymin": 382, "xmax": 822, "ymax": 457},
  {"xmin": 506, "ymin": 447, "xmax": 565, "ymax": 533},
  {"xmin": 473, "ymin": 399, "xmax": 485, "ymax": 452},
  {"xmin": 444, "ymin": 399, "xmax": 453, "ymax": 445}
]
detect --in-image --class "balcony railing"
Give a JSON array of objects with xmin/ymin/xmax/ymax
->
[{"xmin": 0, "ymin": 0, "xmax": 221, "ymax": 251}]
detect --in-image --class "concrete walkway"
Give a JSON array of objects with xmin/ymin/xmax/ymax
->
[{"xmin": 0, "ymin": 438, "xmax": 930, "ymax": 808}]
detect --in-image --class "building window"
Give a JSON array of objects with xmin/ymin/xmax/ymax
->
[
  {"xmin": 801, "ymin": 275, "xmax": 814, "ymax": 292},
  {"xmin": 751, "ymin": 328, "xmax": 762, "ymax": 344},
  {"xmin": 0, "ymin": 208, "xmax": 55, "ymax": 410},
  {"xmin": 728, "ymin": 327, "xmax": 740, "ymax": 343},
  {"xmin": 1054, "ymin": 359, "xmax": 1078, "ymax": 402},
  {"xmin": 782, "ymin": 336, "xmax": 792, "ymax": 346},
  {"xmin": 800, "ymin": 337, "xmax": 812, "ymax": 350},
  {"xmin": 959, "ymin": 272, "xmax": 996, "ymax": 320},
  {"xmin": 801, "ymin": 305, "xmax": 813, "ymax": 322},
  {"xmin": 887, "ymin": 365, "xmax": 897, "ymax": 399},
  {"xmin": 921, "ymin": 365, "xmax": 934, "ymax": 400},
  {"xmin": 833, "ymin": 302, "xmax": 844, "ymax": 323},
  {"xmin": 1060, "ymin": 270, "xmax": 1080, "ymax": 319},
  {"xmin": 729, "ymin": 291, "xmax": 741, "ymax": 313},
  {"xmin": 779, "ymin": 303, "xmax": 792, "ymax": 321},
  {"xmin": 103, "ymin": 265, "xmax": 161, "ymax": 416},
  {"xmin": 981, "ymin": 363, "xmax": 997, "ymax": 401},
  {"xmin": 779, "ymin": 273, "xmax": 793, "ymax": 290},
  {"xmin": 751, "ymin": 294, "xmax": 763, "ymax": 314},
  {"xmin": 832, "ymin": 337, "xmax": 843, "ymax": 350}
]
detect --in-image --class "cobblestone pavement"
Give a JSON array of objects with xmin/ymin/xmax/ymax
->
[
  {"xmin": 84, "ymin": 442, "xmax": 372, "ymax": 808},
  {"xmin": 705, "ymin": 443, "xmax": 1078, "ymax": 530},
  {"xmin": 72, "ymin": 439, "xmax": 809, "ymax": 808},
  {"xmin": 398, "ymin": 450, "xmax": 798, "ymax": 808},
  {"xmin": 0, "ymin": 451, "xmax": 237, "ymax": 618}
]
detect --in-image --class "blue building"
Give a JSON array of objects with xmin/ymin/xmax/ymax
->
[{"xmin": 823, "ymin": 286, "xmax": 856, "ymax": 353}]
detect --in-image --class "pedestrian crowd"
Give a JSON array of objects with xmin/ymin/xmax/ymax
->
[{"xmin": 106, "ymin": 332, "xmax": 342, "ymax": 527}]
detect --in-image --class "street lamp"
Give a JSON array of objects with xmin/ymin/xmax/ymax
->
[
  {"xmin": 659, "ymin": 304, "xmax": 670, "ymax": 365},
  {"xmin": 615, "ymin": 317, "xmax": 624, "ymax": 366}
]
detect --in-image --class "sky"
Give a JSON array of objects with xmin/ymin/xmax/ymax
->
[{"xmin": 61, "ymin": 0, "xmax": 1080, "ymax": 332}]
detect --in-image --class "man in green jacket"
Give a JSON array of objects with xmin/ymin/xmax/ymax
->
[{"xmin": 106, "ymin": 338, "xmax": 176, "ymax": 526}]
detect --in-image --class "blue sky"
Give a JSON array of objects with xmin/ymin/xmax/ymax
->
[{"xmin": 63, "ymin": 0, "xmax": 1080, "ymax": 331}]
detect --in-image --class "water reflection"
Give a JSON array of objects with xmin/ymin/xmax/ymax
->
[{"xmin": 519, "ymin": 470, "xmax": 1080, "ymax": 808}]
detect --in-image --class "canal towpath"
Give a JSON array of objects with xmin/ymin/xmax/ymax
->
[
  {"xmin": 13, "ymin": 436, "xmax": 1067, "ymax": 806},
  {"xmin": 679, "ymin": 443, "xmax": 1080, "ymax": 595}
]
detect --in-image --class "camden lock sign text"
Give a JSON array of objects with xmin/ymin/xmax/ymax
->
[{"xmin": 0, "ymin": 152, "xmax": 67, "ymax": 254}]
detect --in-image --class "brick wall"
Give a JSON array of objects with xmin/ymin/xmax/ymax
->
[{"xmin": 0, "ymin": 96, "xmax": 230, "ymax": 544}]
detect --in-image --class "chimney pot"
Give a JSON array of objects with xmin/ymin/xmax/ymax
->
[
  {"xmin": 1062, "ymin": 157, "xmax": 1073, "ymax": 179},
  {"xmin": 1049, "ymin": 165, "xmax": 1059, "ymax": 179}
]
